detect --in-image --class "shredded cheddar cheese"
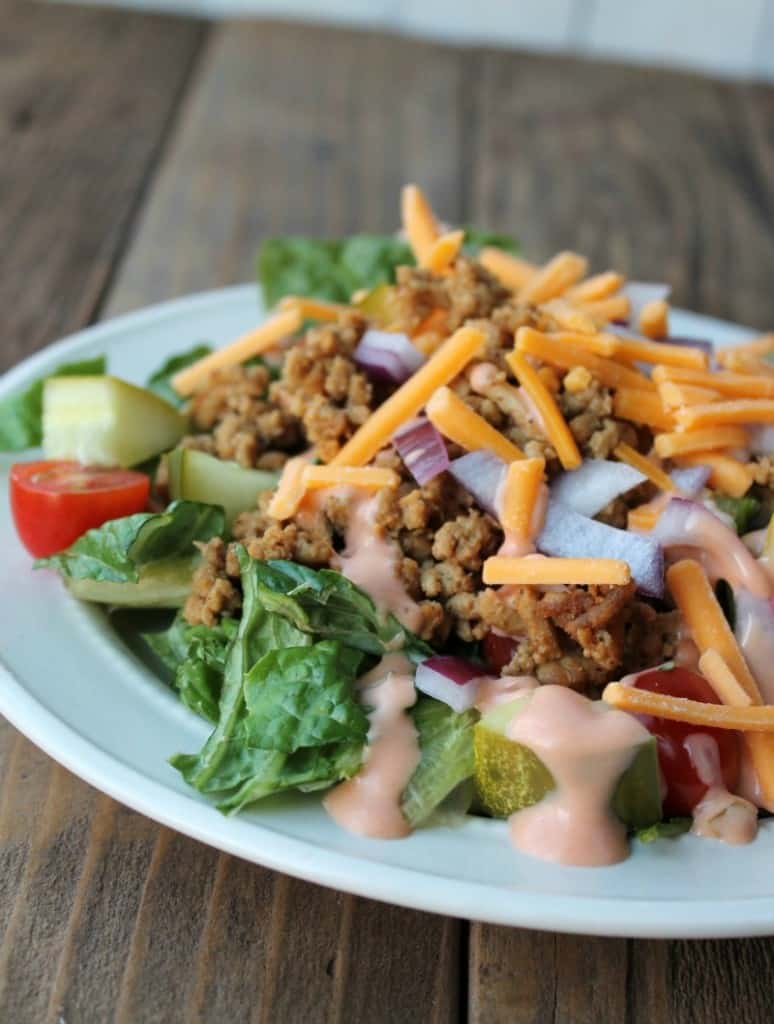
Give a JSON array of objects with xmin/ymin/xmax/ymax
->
[
  {"xmin": 426, "ymin": 386, "xmax": 524, "ymax": 463},
  {"xmin": 172, "ymin": 308, "xmax": 302, "ymax": 396},
  {"xmin": 602, "ymin": 684, "xmax": 774, "ymax": 731},
  {"xmin": 638, "ymin": 298, "xmax": 669, "ymax": 339},
  {"xmin": 716, "ymin": 334, "xmax": 774, "ymax": 367},
  {"xmin": 267, "ymin": 454, "xmax": 312, "ymax": 521},
  {"xmin": 675, "ymin": 399, "xmax": 774, "ymax": 429},
  {"xmin": 479, "ymin": 247, "xmax": 537, "ymax": 291},
  {"xmin": 613, "ymin": 442, "xmax": 675, "ymax": 492},
  {"xmin": 515, "ymin": 327, "xmax": 656, "ymax": 392},
  {"xmin": 652, "ymin": 365, "xmax": 774, "ymax": 400},
  {"xmin": 657, "ymin": 381, "xmax": 721, "ymax": 410},
  {"xmin": 673, "ymin": 451, "xmax": 752, "ymax": 498},
  {"xmin": 612, "ymin": 335, "xmax": 708, "ymax": 371},
  {"xmin": 613, "ymin": 389, "xmax": 675, "ymax": 432},
  {"xmin": 499, "ymin": 458, "xmax": 545, "ymax": 537},
  {"xmin": 627, "ymin": 497, "xmax": 667, "ymax": 532},
  {"xmin": 401, "ymin": 184, "xmax": 440, "ymax": 265},
  {"xmin": 517, "ymin": 251, "xmax": 588, "ymax": 305},
  {"xmin": 425, "ymin": 229, "xmax": 465, "ymax": 274},
  {"xmin": 699, "ymin": 649, "xmax": 753, "ymax": 708},
  {"xmin": 279, "ymin": 296, "xmax": 350, "ymax": 321},
  {"xmin": 506, "ymin": 351, "xmax": 582, "ymax": 469},
  {"xmin": 483, "ymin": 555, "xmax": 631, "ymax": 587},
  {"xmin": 303, "ymin": 465, "xmax": 400, "ymax": 491},
  {"xmin": 566, "ymin": 271, "xmax": 625, "ymax": 303},
  {"xmin": 331, "ymin": 326, "xmax": 485, "ymax": 467},
  {"xmin": 578, "ymin": 294, "xmax": 631, "ymax": 324},
  {"xmin": 653, "ymin": 426, "xmax": 749, "ymax": 459}
]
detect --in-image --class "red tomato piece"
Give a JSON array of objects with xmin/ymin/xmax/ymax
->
[
  {"xmin": 634, "ymin": 667, "xmax": 740, "ymax": 817},
  {"xmin": 10, "ymin": 460, "xmax": 150, "ymax": 557},
  {"xmin": 482, "ymin": 631, "xmax": 519, "ymax": 674}
]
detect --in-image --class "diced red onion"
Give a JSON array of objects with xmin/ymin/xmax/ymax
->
[
  {"xmin": 353, "ymin": 329, "xmax": 424, "ymax": 384},
  {"xmin": 448, "ymin": 450, "xmax": 507, "ymax": 517},
  {"xmin": 415, "ymin": 656, "xmax": 482, "ymax": 712},
  {"xmin": 537, "ymin": 501, "xmax": 664, "ymax": 596},
  {"xmin": 650, "ymin": 497, "xmax": 771, "ymax": 598},
  {"xmin": 393, "ymin": 418, "xmax": 449, "ymax": 485},
  {"xmin": 670, "ymin": 465, "xmax": 711, "ymax": 496},
  {"xmin": 550, "ymin": 459, "xmax": 645, "ymax": 518},
  {"xmin": 621, "ymin": 282, "xmax": 671, "ymax": 326},
  {"xmin": 734, "ymin": 588, "xmax": 774, "ymax": 704},
  {"xmin": 749, "ymin": 424, "xmax": 774, "ymax": 455}
]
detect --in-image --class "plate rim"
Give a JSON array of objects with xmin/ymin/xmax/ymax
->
[{"xmin": 2, "ymin": 284, "xmax": 772, "ymax": 939}]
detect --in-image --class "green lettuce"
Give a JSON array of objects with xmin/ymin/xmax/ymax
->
[
  {"xmin": 636, "ymin": 818, "xmax": 691, "ymax": 843},
  {"xmin": 713, "ymin": 493, "xmax": 761, "ymax": 535},
  {"xmin": 146, "ymin": 345, "xmax": 212, "ymax": 407},
  {"xmin": 36, "ymin": 499, "xmax": 224, "ymax": 583},
  {"xmin": 170, "ymin": 547, "xmax": 462, "ymax": 815},
  {"xmin": 257, "ymin": 228, "xmax": 519, "ymax": 307},
  {"xmin": 401, "ymin": 699, "xmax": 476, "ymax": 828},
  {"xmin": 0, "ymin": 354, "xmax": 106, "ymax": 452}
]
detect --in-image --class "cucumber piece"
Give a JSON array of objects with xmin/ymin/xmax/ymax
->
[
  {"xmin": 167, "ymin": 448, "xmax": 279, "ymax": 527},
  {"xmin": 43, "ymin": 376, "xmax": 186, "ymax": 468},
  {"xmin": 474, "ymin": 694, "xmax": 662, "ymax": 829},
  {"xmin": 65, "ymin": 557, "xmax": 196, "ymax": 608},
  {"xmin": 354, "ymin": 283, "xmax": 399, "ymax": 326}
]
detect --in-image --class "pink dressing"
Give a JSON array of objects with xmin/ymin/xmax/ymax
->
[
  {"xmin": 495, "ymin": 480, "xmax": 549, "ymax": 558},
  {"xmin": 334, "ymin": 494, "xmax": 424, "ymax": 634},
  {"xmin": 684, "ymin": 733, "xmax": 758, "ymax": 845},
  {"xmin": 324, "ymin": 653, "xmax": 420, "ymax": 839},
  {"xmin": 506, "ymin": 685, "xmax": 650, "ymax": 866},
  {"xmin": 475, "ymin": 674, "xmax": 538, "ymax": 712}
]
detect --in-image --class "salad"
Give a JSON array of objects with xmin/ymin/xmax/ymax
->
[{"xmin": 6, "ymin": 184, "xmax": 774, "ymax": 867}]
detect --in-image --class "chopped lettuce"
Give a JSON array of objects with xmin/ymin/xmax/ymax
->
[
  {"xmin": 0, "ymin": 354, "xmax": 106, "ymax": 452},
  {"xmin": 712, "ymin": 493, "xmax": 761, "ymax": 535},
  {"xmin": 144, "ymin": 614, "xmax": 238, "ymax": 723},
  {"xmin": 257, "ymin": 228, "xmax": 519, "ymax": 307},
  {"xmin": 636, "ymin": 818, "xmax": 691, "ymax": 843},
  {"xmin": 170, "ymin": 547, "xmax": 456, "ymax": 815},
  {"xmin": 36, "ymin": 499, "xmax": 224, "ymax": 583},
  {"xmin": 401, "ymin": 698, "xmax": 476, "ymax": 828},
  {"xmin": 146, "ymin": 344, "xmax": 212, "ymax": 407}
]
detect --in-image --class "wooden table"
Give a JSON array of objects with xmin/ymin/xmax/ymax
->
[{"xmin": 3, "ymin": 5, "xmax": 774, "ymax": 1020}]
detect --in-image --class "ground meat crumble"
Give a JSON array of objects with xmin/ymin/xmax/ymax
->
[{"xmin": 181, "ymin": 253, "xmax": 672, "ymax": 691}]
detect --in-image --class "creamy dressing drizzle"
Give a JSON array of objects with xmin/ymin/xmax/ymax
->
[
  {"xmin": 495, "ymin": 481, "xmax": 549, "ymax": 558},
  {"xmin": 333, "ymin": 493, "xmax": 424, "ymax": 634},
  {"xmin": 505, "ymin": 686, "xmax": 650, "ymax": 866},
  {"xmin": 475, "ymin": 674, "xmax": 538, "ymax": 713},
  {"xmin": 324, "ymin": 653, "xmax": 420, "ymax": 839},
  {"xmin": 665, "ymin": 507, "xmax": 772, "ymax": 597},
  {"xmin": 684, "ymin": 734, "xmax": 758, "ymax": 845}
]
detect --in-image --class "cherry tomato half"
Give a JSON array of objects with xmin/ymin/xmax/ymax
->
[
  {"xmin": 482, "ymin": 631, "xmax": 519, "ymax": 674},
  {"xmin": 10, "ymin": 460, "xmax": 150, "ymax": 557},
  {"xmin": 634, "ymin": 667, "xmax": 740, "ymax": 817}
]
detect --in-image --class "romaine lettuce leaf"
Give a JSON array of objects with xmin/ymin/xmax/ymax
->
[
  {"xmin": 257, "ymin": 228, "xmax": 519, "ymax": 307},
  {"xmin": 0, "ymin": 354, "xmax": 106, "ymax": 452},
  {"xmin": 401, "ymin": 698, "xmax": 476, "ymax": 828},
  {"xmin": 146, "ymin": 344, "xmax": 212, "ymax": 407},
  {"xmin": 712, "ymin": 493, "xmax": 761, "ymax": 535},
  {"xmin": 36, "ymin": 499, "xmax": 224, "ymax": 583}
]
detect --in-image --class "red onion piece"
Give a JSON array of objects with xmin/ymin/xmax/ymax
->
[
  {"xmin": 448, "ymin": 450, "xmax": 507, "ymax": 517},
  {"xmin": 621, "ymin": 282, "xmax": 671, "ymax": 326},
  {"xmin": 538, "ymin": 501, "xmax": 664, "ymax": 596},
  {"xmin": 393, "ymin": 418, "xmax": 449, "ymax": 485},
  {"xmin": 734, "ymin": 589, "xmax": 774, "ymax": 703},
  {"xmin": 354, "ymin": 329, "xmax": 424, "ymax": 384},
  {"xmin": 670, "ymin": 465, "xmax": 711, "ymax": 496},
  {"xmin": 415, "ymin": 656, "xmax": 482, "ymax": 712},
  {"xmin": 650, "ymin": 497, "xmax": 771, "ymax": 598},
  {"xmin": 550, "ymin": 459, "xmax": 645, "ymax": 518}
]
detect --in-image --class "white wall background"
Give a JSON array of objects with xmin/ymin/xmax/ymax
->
[{"xmin": 50, "ymin": 0, "xmax": 774, "ymax": 81}]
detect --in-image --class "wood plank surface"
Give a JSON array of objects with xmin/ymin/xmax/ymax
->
[{"xmin": 4, "ymin": 13, "xmax": 774, "ymax": 1024}]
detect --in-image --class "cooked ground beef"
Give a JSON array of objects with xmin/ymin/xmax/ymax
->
[{"xmin": 180, "ymin": 251, "xmax": 671, "ymax": 690}]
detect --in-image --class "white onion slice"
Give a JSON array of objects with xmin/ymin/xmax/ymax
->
[
  {"xmin": 621, "ymin": 281, "xmax": 671, "ymax": 326},
  {"xmin": 393, "ymin": 418, "xmax": 449, "ymax": 485},
  {"xmin": 354, "ymin": 329, "xmax": 424, "ymax": 384},
  {"xmin": 734, "ymin": 589, "xmax": 774, "ymax": 703},
  {"xmin": 650, "ymin": 498, "xmax": 770, "ymax": 598},
  {"xmin": 550, "ymin": 459, "xmax": 645, "ymax": 518},
  {"xmin": 415, "ymin": 656, "xmax": 482, "ymax": 712},
  {"xmin": 448, "ymin": 450, "xmax": 507, "ymax": 517},
  {"xmin": 537, "ymin": 501, "xmax": 664, "ymax": 596}
]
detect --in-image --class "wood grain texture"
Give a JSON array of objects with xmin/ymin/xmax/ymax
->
[
  {"xmin": 467, "ymin": 51, "xmax": 774, "ymax": 330},
  {"xmin": 0, "ymin": 1, "xmax": 205, "ymax": 371},
  {"xmin": 5, "ymin": 13, "xmax": 774, "ymax": 1023}
]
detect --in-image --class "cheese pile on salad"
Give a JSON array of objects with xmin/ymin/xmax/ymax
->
[{"xmin": 9, "ymin": 185, "xmax": 774, "ymax": 866}]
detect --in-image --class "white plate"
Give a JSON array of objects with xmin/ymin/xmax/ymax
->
[{"xmin": 1, "ymin": 285, "xmax": 770, "ymax": 939}]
